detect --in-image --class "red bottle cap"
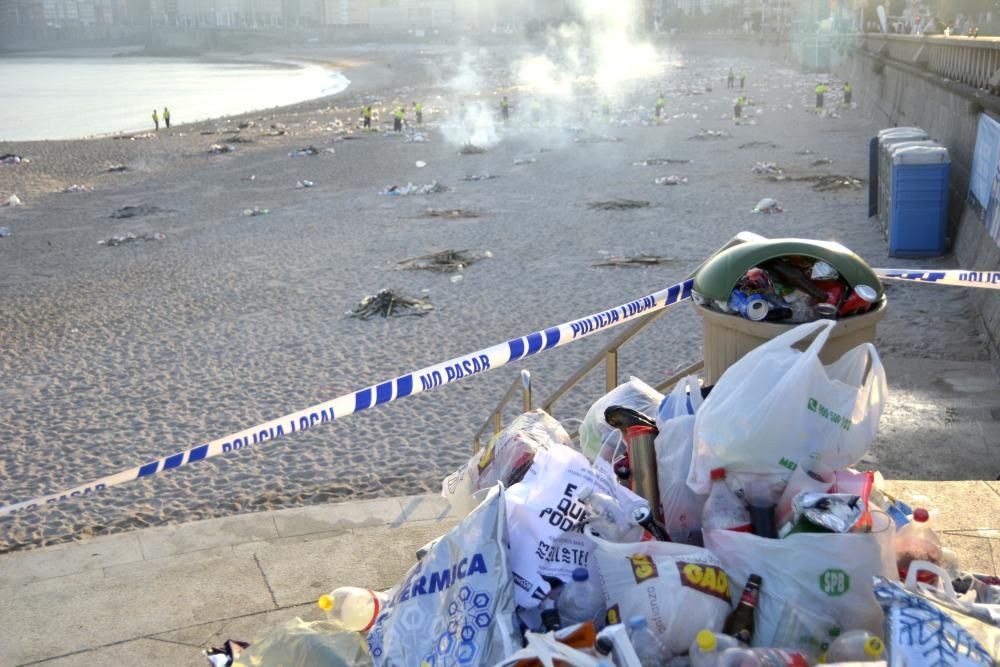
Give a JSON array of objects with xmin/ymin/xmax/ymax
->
[
  {"xmin": 913, "ymin": 508, "xmax": 929, "ymax": 522},
  {"xmin": 710, "ymin": 468, "xmax": 726, "ymax": 480}
]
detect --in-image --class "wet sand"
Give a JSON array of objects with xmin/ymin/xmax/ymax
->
[{"xmin": 0, "ymin": 42, "xmax": 988, "ymax": 553}]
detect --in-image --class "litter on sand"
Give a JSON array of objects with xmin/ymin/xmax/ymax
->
[
  {"xmin": 110, "ymin": 205, "xmax": 166, "ymax": 219},
  {"xmin": 62, "ymin": 184, "xmax": 90, "ymax": 193},
  {"xmin": 752, "ymin": 197, "xmax": 784, "ymax": 213},
  {"xmin": 0, "ymin": 154, "xmax": 28, "ymax": 164},
  {"xmin": 689, "ymin": 129, "xmax": 730, "ymax": 140},
  {"xmin": 751, "ymin": 162, "xmax": 783, "ymax": 175},
  {"xmin": 406, "ymin": 133, "xmax": 429, "ymax": 143},
  {"xmin": 738, "ymin": 141, "xmax": 779, "ymax": 149},
  {"xmin": 3, "ymin": 194, "xmax": 24, "ymax": 207},
  {"xmin": 288, "ymin": 146, "xmax": 319, "ymax": 157},
  {"xmin": 632, "ymin": 158, "xmax": 692, "ymax": 166},
  {"xmin": 295, "ymin": 180, "xmax": 315, "ymax": 189},
  {"xmin": 243, "ymin": 207, "xmax": 270, "ymax": 217},
  {"xmin": 811, "ymin": 175, "xmax": 864, "ymax": 191},
  {"xmin": 593, "ymin": 254, "xmax": 668, "ymax": 267},
  {"xmin": 655, "ymin": 175, "xmax": 688, "ymax": 186},
  {"xmin": 98, "ymin": 232, "xmax": 166, "ymax": 246},
  {"xmin": 513, "ymin": 157, "xmax": 538, "ymax": 165},
  {"xmin": 573, "ymin": 134, "xmax": 623, "ymax": 144},
  {"xmin": 420, "ymin": 208, "xmax": 482, "ymax": 219},
  {"xmin": 460, "ymin": 174, "xmax": 498, "ymax": 181},
  {"xmin": 398, "ymin": 249, "xmax": 490, "ymax": 272},
  {"xmin": 106, "ymin": 165, "xmax": 129, "ymax": 173},
  {"xmin": 415, "ymin": 161, "xmax": 427, "ymax": 168},
  {"xmin": 459, "ymin": 144, "xmax": 487, "ymax": 155},
  {"xmin": 208, "ymin": 144, "xmax": 235, "ymax": 154},
  {"xmin": 0, "ymin": 227, "xmax": 10, "ymax": 237},
  {"xmin": 586, "ymin": 199, "xmax": 651, "ymax": 210},
  {"xmin": 379, "ymin": 181, "xmax": 448, "ymax": 196},
  {"xmin": 348, "ymin": 289, "xmax": 434, "ymax": 319},
  {"xmin": 222, "ymin": 136, "xmax": 254, "ymax": 144},
  {"xmin": 810, "ymin": 157, "xmax": 834, "ymax": 166}
]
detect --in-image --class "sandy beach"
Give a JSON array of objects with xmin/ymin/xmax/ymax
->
[{"xmin": 0, "ymin": 40, "xmax": 989, "ymax": 553}]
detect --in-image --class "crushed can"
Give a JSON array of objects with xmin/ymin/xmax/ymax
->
[{"xmin": 728, "ymin": 289, "xmax": 770, "ymax": 321}]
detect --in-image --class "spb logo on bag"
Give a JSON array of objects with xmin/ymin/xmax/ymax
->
[
  {"xmin": 819, "ymin": 568, "xmax": 850, "ymax": 596},
  {"xmin": 677, "ymin": 562, "xmax": 731, "ymax": 602},
  {"xmin": 627, "ymin": 554, "xmax": 659, "ymax": 583}
]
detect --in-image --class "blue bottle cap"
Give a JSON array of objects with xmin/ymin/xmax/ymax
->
[{"xmin": 572, "ymin": 567, "xmax": 588, "ymax": 582}]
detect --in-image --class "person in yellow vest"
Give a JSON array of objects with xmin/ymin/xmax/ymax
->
[
  {"xmin": 500, "ymin": 96, "xmax": 509, "ymax": 122},
  {"xmin": 842, "ymin": 82, "xmax": 852, "ymax": 106},
  {"xmin": 413, "ymin": 101, "xmax": 422, "ymax": 125},
  {"xmin": 362, "ymin": 105, "xmax": 372, "ymax": 131},
  {"xmin": 655, "ymin": 94, "xmax": 665, "ymax": 121},
  {"xmin": 739, "ymin": 72, "xmax": 746, "ymax": 90},
  {"xmin": 815, "ymin": 82, "xmax": 829, "ymax": 112},
  {"xmin": 152, "ymin": 109, "xmax": 159, "ymax": 131},
  {"xmin": 163, "ymin": 107, "xmax": 171, "ymax": 129},
  {"xmin": 734, "ymin": 94, "xmax": 746, "ymax": 124},
  {"xmin": 393, "ymin": 107, "xmax": 405, "ymax": 133},
  {"xmin": 727, "ymin": 67, "xmax": 735, "ymax": 88}
]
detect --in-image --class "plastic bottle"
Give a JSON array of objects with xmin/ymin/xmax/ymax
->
[
  {"xmin": 703, "ymin": 468, "xmax": 752, "ymax": 532},
  {"xmin": 580, "ymin": 485, "xmax": 640, "ymax": 542},
  {"xmin": 895, "ymin": 507, "xmax": 943, "ymax": 582},
  {"xmin": 558, "ymin": 568, "xmax": 605, "ymax": 628},
  {"xmin": 718, "ymin": 646, "xmax": 810, "ymax": 667},
  {"xmin": 826, "ymin": 630, "xmax": 885, "ymax": 662},
  {"xmin": 627, "ymin": 615, "xmax": 670, "ymax": 667},
  {"xmin": 316, "ymin": 586, "xmax": 386, "ymax": 632},
  {"xmin": 689, "ymin": 629, "xmax": 741, "ymax": 667}
]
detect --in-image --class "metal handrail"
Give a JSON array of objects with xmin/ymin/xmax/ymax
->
[{"xmin": 473, "ymin": 369, "xmax": 531, "ymax": 452}]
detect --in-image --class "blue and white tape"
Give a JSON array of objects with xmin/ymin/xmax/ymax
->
[
  {"xmin": 875, "ymin": 268, "xmax": 1000, "ymax": 290},
  {"xmin": 0, "ymin": 279, "xmax": 694, "ymax": 516}
]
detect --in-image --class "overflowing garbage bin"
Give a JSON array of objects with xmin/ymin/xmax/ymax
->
[{"xmin": 691, "ymin": 238, "xmax": 888, "ymax": 385}]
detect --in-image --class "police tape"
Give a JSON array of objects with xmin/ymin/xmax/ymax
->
[
  {"xmin": 0, "ymin": 278, "xmax": 695, "ymax": 516},
  {"xmin": 874, "ymin": 268, "xmax": 1000, "ymax": 290}
]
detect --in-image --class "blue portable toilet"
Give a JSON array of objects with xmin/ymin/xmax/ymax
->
[
  {"xmin": 873, "ymin": 128, "xmax": 928, "ymax": 234},
  {"xmin": 887, "ymin": 143, "xmax": 950, "ymax": 258}
]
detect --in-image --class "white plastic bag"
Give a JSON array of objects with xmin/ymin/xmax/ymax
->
[
  {"xmin": 703, "ymin": 511, "xmax": 897, "ymax": 655},
  {"xmin": 591, "ymin": 530, "xmax": 731, "ymax": 658},
  {"xmin": 579, "ymin": 377, "xmax": 663, "ymax": 462},
  {"xmin": 689, "ymin": 320, "xmax": 887, "ymax": 495},
  {"xmin": 506, "ymin": 443, "xmax": 640, "ymax": 608},
  {"xmin": 655, "ymin": 376, "xmax": 707, "ymax": 543},
  {"xmin": 367, "ymin": 486, "xmax": 519, "ymax": 667},
  {"xmin": 442, "ymin": 410, "xmax": 573, "ymax": 516}
]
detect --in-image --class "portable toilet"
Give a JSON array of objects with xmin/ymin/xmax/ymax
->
[
  {"xmin": 873, "ymin": 128, "xmax": 928, "ymax": 231},
  {"xmin": 887, "ymin": 144, "xmax": 950, "ymax": 258}
]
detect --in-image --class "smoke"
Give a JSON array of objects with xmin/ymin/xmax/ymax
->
[{"xmin": 440, "ymin": 101, "xmax": 501, "ymax": 149}]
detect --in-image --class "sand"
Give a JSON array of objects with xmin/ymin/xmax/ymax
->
[{"xmin": 0, "ymin": 43, "xmax": 988, "ymax": 553}]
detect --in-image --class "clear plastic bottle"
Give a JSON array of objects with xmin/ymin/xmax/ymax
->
[
  {"xmin": 317, "ymin": 586, "xmax": 386, "ymax": 632},
  {"xmin": 689, "ymin": 629, "xmax": 741, "ymax": 667},
  {"xmin": 558, "ymin": 567, "xmax": 605, "ymax": 628},
  {"xmin": 580, "ymin": 485, "xmax": 641, "ymax": 542},
  {"xmin": 627, "ymin": 615, "xmax": 670, "ymax": 667},
  {"xmin": 895, "ymin": 507, "xmax": 943, "ymax": 582},
  {"xmin": 703, "ymin": 468, "xmax": 752, "ymax": 533},
  {"xmin": 826, "ymin": 630, "xmax": 885, "ymax": 662},
  {"xmin": 718, "ymin": 647, "xmax": 809, "ymax": 667}
]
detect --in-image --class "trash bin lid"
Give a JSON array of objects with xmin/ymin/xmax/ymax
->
[
  {"xmin": 693, "ymin": 238, "xmax": 885, "ymax": 302},
  {"xmin": 893, "ymin": 144, "xmax": 950, "ymax": 164}
]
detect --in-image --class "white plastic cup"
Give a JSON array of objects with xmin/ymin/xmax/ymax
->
[{"xmin": 775, "ymin": 456, "xmax": 835, "ymax": 528}]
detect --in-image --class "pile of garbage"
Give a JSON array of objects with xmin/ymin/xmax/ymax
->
[
  {"xmin": 654, "ymin": 175, "xmax": 688, "ymax": 186},
  {"xmin": 459, "ymin": 144, "xmax": 487, "ymax": 155},
  {"xmin": 752, "ymin": 198, "xmax": 784, "ymax": 214},
  {"xmin": 203, "ymin": 320, "xmax": 1000, "ymax": 667},
  {"xmin": 288, "ymin": 146, "xmax": 320, "ymax": 157},
  {"xmin": 695, "ymin": 256, "xmax": 881, "ymax": 324},
  {"xmin": 110, "ymin": 205, "xmax": 166, "ymax": 219},
  {"xmin": 62, "ymin": 184, "xmax": 90, "ymax": 193},
  {"xmin": 347, "ymin": 289, "xmax": 434, "ymax": 319},
  {"xmin": 0, "ymin": 153, "xmax": 28, "ymax": 164},
  {"xmin": 98, "ymin": 232, "xmax": 166, "ymax": 247},
  {"xmin": 398, "ymin": 249, "xmax": 491, "ymax": 272},
  {"xmin": 208, "ymin": 144, "xmax": 235, "ymax": 154},
  {"xmin": 750, "ymin": 162, "xmax": 783, "ymax": 176},
  {"xmin": 379, "ymin": 181, "xmax": 449, "ymax": 196}
]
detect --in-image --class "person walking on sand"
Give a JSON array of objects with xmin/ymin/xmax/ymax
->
[
  {"xmin": 393, "ymin": 106, "xmax": 405, "ymax": 133},
  {"xmin": 842, "ymin": 82, "xmax": 852, "ymax": 106},
  {"xmin": 362, "ymin": 105, "xmax": 372, "ymax": 131},
  {"xmin": 655, "ymin": 94, "xmax": 665, "ymax": 121},
  {"xmin": 163, "ymin": 107, "xmax": 171, "ymax": 129},
  {"xmin": 727, "ymin": 67, "xmax": 735, "ymax": 89},
  {"xmin": 739, "ymin": 72, "xmax": 746, "ymax": 90},
  {"xmin": 500, "ymin": 96, "xmax": 509, "ymax": 123},
  {"xmin": 815, "ymin": 81, "xmax": 829, "ymax": 112},
  {"xmin": 734, "ymin": 94, "xmax": 746, "ymax": 125},
  {"xmin": 152, "ymin": 109, "xmax": 159, "ymax": 131},
  {"xmin": 413, "ymin": 101, "xmax": 422, "ymax": 126}
]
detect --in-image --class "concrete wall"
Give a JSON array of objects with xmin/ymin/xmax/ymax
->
[{"xmin": 833, "ymin": 39, "xmax": 1000, "ymax": 365}]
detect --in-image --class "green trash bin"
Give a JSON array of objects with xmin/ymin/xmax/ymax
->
[{"xmin": 693, "ymin": 238, "xmax": 888, "ymax": 385}]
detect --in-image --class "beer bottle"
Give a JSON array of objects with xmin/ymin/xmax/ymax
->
[{"xmin": 723, "ymin": 574, "xmax": 762, "ymax": 644}]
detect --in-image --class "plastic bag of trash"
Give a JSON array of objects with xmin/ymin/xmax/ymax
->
[
  {"xmin": 875, "ymin": 576, "xmax": 999, "ymax": 665},
  {"xmin": 232, "ymin": 618, "xmax": 372, "ymax": 667},
  {"xmin": 367, "ymin": 486, "xmax": 519, "ymax": 667},
  {"xmin": 703, "ymin": 510, "xmax": 897, "ymax": 654},
  {"xmin": 752, "ymin": 197, "xmax": 783, "ymax": 214},
  {"xmin": 689, "ymin": 320, "xmax": 886, "ymax": 495},
  {"xmin": 441, "ymin": 410, "xmax": 573, "ymax": 517},
  {"xmin": 655, "ymin": 376, "xmax": 707, "ymax": 544},
  {"xmin": 591, "ymin": 530, "xmax": 731, "ymax": 658},
  {"xmin": 579, "ymin": 378, "xmax": 663, "ymax": 462}
]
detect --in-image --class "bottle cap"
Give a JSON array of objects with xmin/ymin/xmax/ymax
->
[
  {"xmin": 710, "ymin": 468, "xmax": 726, "ymax": 480},
  {"xmin": 913, "ymin": 508, "xmax": 929, "ymax": 522},
  {"xmin": 864, "ymin": 637, "xmax": 885, "ymax": 657},
  {"xmin": 628, "ymin": 615, "xmax": 647, "ymax": 630},
  {"xmin": 695, "ymin": 629, "xmax": 717, "ymax": 652},
  {"xmin": 572, "ymin": 567, "xmax": 589, "ymax": 582},
  {"xmin": 317, "ymin": 594, "xmax": 333, "ymax": 611}
]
